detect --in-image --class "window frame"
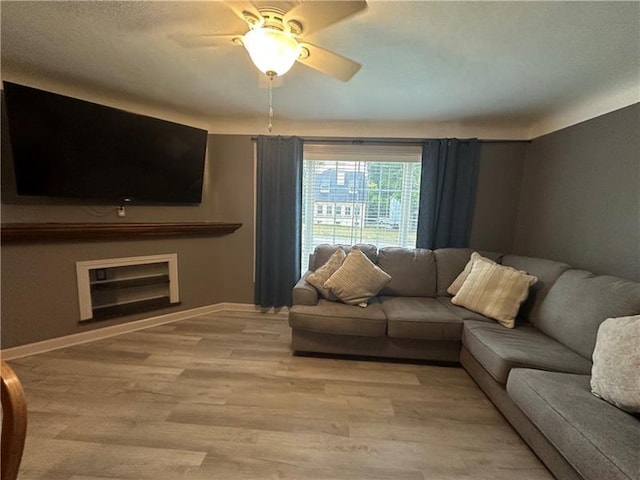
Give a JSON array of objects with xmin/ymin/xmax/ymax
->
[{"xmin": 301, "ymin": 142, "xmax": 422, "ymax": 271}]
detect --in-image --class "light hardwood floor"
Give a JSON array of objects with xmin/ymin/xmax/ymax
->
[{"xmin": 7, "ymin": 311, "xmax": 553, "ymax": 480}]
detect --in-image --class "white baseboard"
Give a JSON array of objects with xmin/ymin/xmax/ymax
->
[{"xmin": 1, "ymin": 302, "xmax": 284, "ymax": 361}]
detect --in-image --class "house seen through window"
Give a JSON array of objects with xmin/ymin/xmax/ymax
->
[{"xmin": 301, "ymin": 143, "xmax": 422, "ymax": 271}]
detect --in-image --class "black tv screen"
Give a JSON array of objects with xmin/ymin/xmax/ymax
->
[{"xmin": 3, "ymin": 81, "xmax": 208, "ymax": 204}]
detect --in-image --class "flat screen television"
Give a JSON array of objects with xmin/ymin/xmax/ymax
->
[{"xmin": 2, "ymin": 81, "xmax": 208, "ymax": 204}]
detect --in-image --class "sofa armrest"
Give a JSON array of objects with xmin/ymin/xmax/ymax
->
[{"xmin": 292, "ymin": 272, "xmax": 319, "ymax": 306}]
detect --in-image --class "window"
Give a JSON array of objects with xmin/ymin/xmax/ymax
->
[
  {"xmin": 316, "ymin": 205, "xmax": 323, "ymax": 215},
  {"xmin": 301, "ymin": 143, "xmax": 422, "ymax": 271}
]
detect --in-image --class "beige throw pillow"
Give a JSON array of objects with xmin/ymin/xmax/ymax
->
[
  {"xmin": 306, "ymin": 247, "xmax": 346, "ymax": 300},
  {"xmin": 324, "ymin": 247, "xmax": 391, "ymax": 307},
  {"xmin": 452, "ymin": 260, "xmax": 537, "ymax": 328},
  {"xmin": 447, "ymin": 252, "xmax": 496, "ymax": 296},
  {"xmin": 591, "ymin": 315, "xmax": 640, "ymax": 413}
]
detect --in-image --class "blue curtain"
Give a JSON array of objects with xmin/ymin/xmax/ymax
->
[
  {"xmin": 255, "ymin": 135, "xmax": 303, "ymax": 308},
  {"xmin": 416, "ymin": 138, "xmax": 480, "ymax": 249}
]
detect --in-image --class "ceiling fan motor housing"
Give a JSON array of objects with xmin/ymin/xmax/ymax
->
[{"xmin": 244, "ymin": 8, "xmax": 303, "ymax": 36}]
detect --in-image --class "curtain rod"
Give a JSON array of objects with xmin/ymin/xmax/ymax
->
[{"xmin": 249, "ymin": 136, "xmax": 530, "ymax": 145}]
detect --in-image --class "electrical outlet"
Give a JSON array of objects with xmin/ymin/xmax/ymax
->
[{"xmin": 117, "ymin": 206, "xmax": 126, "ymax": 217}]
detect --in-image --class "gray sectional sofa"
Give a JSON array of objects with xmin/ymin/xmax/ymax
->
[{"xmin": 288, "ymin": 244, "xmax": 640, "ymax": 480}]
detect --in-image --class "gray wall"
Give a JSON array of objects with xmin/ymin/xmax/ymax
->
[
  {"xmin": 1, "ymin": 135, "xmax": 256, "ymax": 348},
  {"xmin": 470, "ymin": 142, "xmax": 526, "ymax": 253},
  {"xmin": 1, "ymin": 127, "xmax": 526, "ymax": 348},
  {"xmin": 513, "ymin": 103, "xmax": 640, "ymax": 281},
  {"xmin": 4, "ymin": 102, "xmax": 636, "ymax": 348}
]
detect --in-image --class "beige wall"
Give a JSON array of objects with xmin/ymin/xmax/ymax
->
[
  {"xmin": 1, "ymin": 135, "xmax": 256, "ymax": 348},
  {"xmin": 514, "ymin": 104, "xmax": 640, "ymax": 281}
]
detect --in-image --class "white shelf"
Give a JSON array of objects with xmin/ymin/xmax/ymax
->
[
  {"xmin": 93, "ymin": 295, "xmax": 170, "ymax": 310},
  {"xmin": 90, "ymin": 273, "xmax": 168, "ymax": 286},
  {"xmin": 76, "ymin": 254, "xmax": 179, "ymax": 321}
]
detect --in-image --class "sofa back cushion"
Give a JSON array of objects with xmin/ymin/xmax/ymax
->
[
  {"xmin": 311, "ymin": 244, "xmax": 377, "ymax": 270},
  {"xmin": 536, "ymin": 270, "xmax": 640, "ymax": 359},
  {"xmin": 434, "ymin": 248, "xmax": 503, "ymax": 296},
  {"xmin": 501, "ymin": 255, "xmax": 571, "ymax": 324},
  {"xmin": 378, "ymin": 247, "xmax": 437, "ymax": 297}
]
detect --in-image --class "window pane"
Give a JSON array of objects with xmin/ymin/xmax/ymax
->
[{"xmin": 301, "ymin": 153, "xmax": 421, "ymax": 272}]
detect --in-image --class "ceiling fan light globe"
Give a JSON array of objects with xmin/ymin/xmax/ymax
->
[{"xmin": 243, "ymin": 28, "xmax": 301, "ymax": 76}]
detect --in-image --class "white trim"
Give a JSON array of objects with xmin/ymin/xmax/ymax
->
[{"xmin": 0, "ymin": 302, "xmax": 279, "ymax": 360}]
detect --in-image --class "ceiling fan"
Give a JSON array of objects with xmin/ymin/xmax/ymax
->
[{"xmin": 170, "ymin": 1, "xmax": 367, "ymax": 82}]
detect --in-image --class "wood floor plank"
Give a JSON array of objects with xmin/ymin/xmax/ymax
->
[
  {"xmin": 57, "ymin": 418, "xmax": 259, "ymax": 452},
  {"xmin": 186, "ymin": 458, "xmax": 425, "ymax": 480},
  {"xmin": 275, "ymin": 362, "xmax": 422, "ymax": 385},
  {"xmin": 20, "ymin": 437, "xmax": 205, "ymax": 479},
  {"xmin": 8, "ymin": 310, "xmax": 553, "ymax": 479},
  {"xmin": 167, "ymin": 402, "xmax": 351, "ymax": 437},
  {"xmin": 223, "ymin": 390, "xmax": 395, "ymax": 417}
]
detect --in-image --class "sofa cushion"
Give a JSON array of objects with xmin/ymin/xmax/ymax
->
[
  {"xmin": 380, "ymin": 296, "xmax": 462, "ymax": 341},
  {"xmin": 288, "ymin": 297, "xmax": 387, "ymax": 337},
  {"xmin": 437, "ymin": 297, "xmax": 495, "ymax": 322},
  {"xmin": 452, "ymin": 260, "xmax": 538, "ymax": 328},
  {"xmin": 378, "ymin": 247, "xmax": 437, "ymax": 297},
  {"xmin": 501, "ymin": 255, "xmax": 571, "ymax": 324},
  {"xmin": 536, "ymin": 270, "xmax": 640, "ymax": 359},
  {"xmin": 325, "ymin": 248, "xmax": 391, "ymax": 307},
  {"xmin": 591, "ymin": 315, "xmax": 640, "ymax": 413},
  {"xmin": 306, "ymin": 247, "xmax": 346, "ymax": 301},
  {"xmin": 462, "ymin": 320, "xmax": 592, "ymax": 384},
  {"xmin": 311, "ymin": 243, "xmax": 377, "ymax": 270},
  {"xmin": 434, "ymin": 248, "xmax": 503, "ymax": 296},
  {"xmin": 508, "ymin": 369, "xmax": 640, "ymax": 480}
]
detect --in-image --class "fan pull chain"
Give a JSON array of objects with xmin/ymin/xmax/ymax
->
[{"xmin": 268, "ymin": 73, "xmax": 274, "ymax": 133}]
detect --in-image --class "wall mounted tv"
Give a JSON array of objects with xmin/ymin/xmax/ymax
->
[{"xmin": 3, "ymin": 81, "xmax": 208, "ymax": 204}]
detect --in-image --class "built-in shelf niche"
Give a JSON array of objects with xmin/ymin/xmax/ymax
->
[{"xmin": 76, "ymin": 254, "xmax": 179, "ymax": 322}]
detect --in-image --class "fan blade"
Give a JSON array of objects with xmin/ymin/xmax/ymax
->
[
  {"xmin": 225, "ymin": 1, "xmax": 262, "ymax": 27},
  {"xmin": 297, "ymin": 42, "xmax": 361, "ymax": 82},
  {"xmin": 169, "ymin": 33, "xmax": 242, "ymax": 48},
  {"xmin": 285, "ymin": 1, "xmax": 367, "ymax": 36}
]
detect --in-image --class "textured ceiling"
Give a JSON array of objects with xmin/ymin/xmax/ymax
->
[{"xmin": 1, "ymin": 1, "xmax": 639, "ymax": 138}]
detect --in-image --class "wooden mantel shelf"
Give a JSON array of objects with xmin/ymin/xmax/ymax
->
[{"xmin": 1, "ymin": 222, "xmax": 242, "ymax": 243}]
